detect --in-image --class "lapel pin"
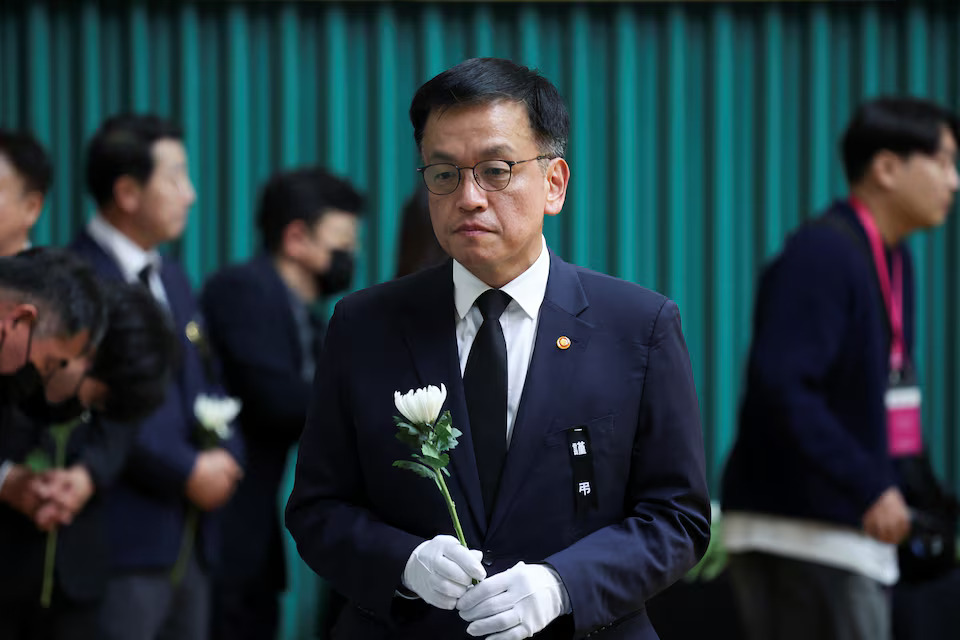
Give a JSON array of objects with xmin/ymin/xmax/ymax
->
[
  {"xmin": 557, "ymin": 336, "xmax": 571, "ymax": 350},
  {"xmin": 185, "ymin": 320, "xmax": 202, "ymax": 344}
]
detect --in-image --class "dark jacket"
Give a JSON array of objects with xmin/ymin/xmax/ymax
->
[
  {"xmin": 286, "ymin": 253, "xmax": 711, "ymax": 639},
  {"xmin": 723, "ymin": 200, "xmax": 915, "ymax": 526},
  {"xmin": 71, "ymin": 230, "xmax": 245, "ymax": 571},
  {"xmin": 201, "ymin": 254, "xmax": 322, "ymax": 588}
]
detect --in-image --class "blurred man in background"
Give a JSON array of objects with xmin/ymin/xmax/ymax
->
[
  {"xmin": 0, "ymin": 282, "xmax": 175, "ymax": 640},
  {"xmin": 71, "ymin": 113, "xmax": 244, "ymax": 640},
  {"xmin": 722, "ymin": 97, "xmax": 959, "ymax": 640},
  {"xmin": 202, "ymin": 166, "xmax": 362, "ymax": 640}
]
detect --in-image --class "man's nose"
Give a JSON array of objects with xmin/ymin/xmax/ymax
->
[{"xmin": 456, "ymin": 169, "xmax": 488, "ymax": 211}]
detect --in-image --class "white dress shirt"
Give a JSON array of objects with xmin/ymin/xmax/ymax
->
[
  {"xmin": 453, "ymin": 236, "xmax": 550, "ymax": 448},
  {"xmin": 86, "ymin": 214, "xmax": 169, "ymax": 308}
]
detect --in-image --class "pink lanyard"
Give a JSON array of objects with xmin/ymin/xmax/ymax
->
[{"xmin": 849, "ymin": 197, "xmax": 904, "ymax": 371}]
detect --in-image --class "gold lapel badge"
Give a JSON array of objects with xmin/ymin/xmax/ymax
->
[
  {"xmin": 556, "ymin": 336, "xmax": 571, "ymax": 350},
  {"xmin": 185, "ymin": 320, "xmax": 202, "ymax": 344}
]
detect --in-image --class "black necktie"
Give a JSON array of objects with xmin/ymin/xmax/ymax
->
[
  {"xmin": 138, "ymin": 263, "xmax": 153, "ymax": 289},
  {"xmin": 463, "ymin": 289, "xmax": 512, "ymax": 517}
]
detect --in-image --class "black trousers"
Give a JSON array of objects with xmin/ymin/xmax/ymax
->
[
  {"xmin": 728, "ymin": 551, "xmax": 891, "ymax": 640},
  {"xmin": 212, "ymin": 582, "xmax": 281, "ymax": 640},
  {"xmin": 0, "ymin": 589, "xmax": 101, "ymax": 640}
]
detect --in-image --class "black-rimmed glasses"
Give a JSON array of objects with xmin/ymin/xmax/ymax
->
[{"xmin": 417, "ymin": 156, "xmax": 554, "ymax": 195}]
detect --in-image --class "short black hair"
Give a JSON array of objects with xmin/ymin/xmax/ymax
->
[
  {"xmin": 0, "ymin": 248, "xmax": 107, "ymax": 347},
  {"xmin": 89, "ymin": 283, "xmax": 176, "ymax": 423},
  {"xmin": 0, "ymin": 129, "xmax": 53, "ymax": 195},
  {"xmin": 256, "ymin": 166, "xmax": 364, "ymax": 254},
  {"xmin": 410, "ymin": 57, "xmax": 570, "ymax": 158},
  {"xmin": 841, "ymin": 97, "xmax": 960, "ymax": 184},
  {"xmin": 85, "ymin": 113, "xmax": 184, "ymax": 207}
]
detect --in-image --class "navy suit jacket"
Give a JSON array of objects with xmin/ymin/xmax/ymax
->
[
  {"xmin": 71, "ymin": 230, "xmax": 245, "ymax": 571},
  {"xmin": 286, "ymin": 252, "xmax": 711, "ymax": 639},
  {"xmin": 201, "ymin": 254, "xmax": 321, "ymax": 588},
  {"xmin": 723, "ymin": 201, "xmax": 914, "ymax": 526}
]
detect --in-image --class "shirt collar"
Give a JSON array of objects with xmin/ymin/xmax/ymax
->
[
  {"xmin": 453, "ymin": 236, "xmax": 550, "ymax": 321},
  {"xmin": 86, "ymin": 213, "xmax": 163, "ymax": 283}
]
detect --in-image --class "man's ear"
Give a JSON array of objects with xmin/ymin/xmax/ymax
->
[
  {"xmin": 870, "ymin": 151, "xmax": 904, "ymax": 191},
  {"xmin": 544, "ymin": 158, "xmax": 570, "ymax": 218},
  {"xmin": 281, "ymin": 219, "xmax": 310, "ymax": 259},
  {"xmin": 11, "ymin": 303, "xmax": 38, "ymax": 326},
  {"xmin": 113, "ymin": 176, "xmax": 143, "ymax": 214},
  {"xmin": 20, "ymin": 191, "xmax": 44, "ymax": 229}
]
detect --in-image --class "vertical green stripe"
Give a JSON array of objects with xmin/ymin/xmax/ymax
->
[
  {"xmin": 128, "ymin": 4, "xmax": 149, "ymax": 111},
  {"xmin": 666, "ymin": 5, "xmax": 686, "ymax": 306},
  {"xmin": 325, "ymin": 6, "xmax": 348, "ymax": 173},
  {"xmin": 636, "ymin": 14, "xmax": 659, "ymax": 290},
  {"xmin": 614, "ymin": 5, "xmax": 638, "ymax": 285},
  {"xmin": 808, "ymin": 6, "xmax": 831, "ymax": 211},
  {"xmin": 905, "ymin": 5, "xmax": 932, "ymax": 464},
  {"xmin": 763, "ymin": 5, "xmax": 784, "ymax": 256},
  {"xmin": 569, "ymin": 5, "xmax": 590, "ymax": 268},
  {"xmin": 712, "ymin": 6, "xmax": 735, "ymax": 488},
  {"xmin": 27, "ymin": 4, "xmax": 52, "ymax": 245},
  {"xmin": 226, "ymin": 5, "xmax": 251, "ymax": 264},
  {"xmin": 278, "ymin": 5, "xmax": 300, "ymax": 167},
  {"xmin": 178, "ymin": 4, "xmax": 201, "ymax": 279},
  {"xmin": 375, "ymin": 4, "xmax": 399, "ymax": 283},
  {"xmin": 860, "ymin": 6, "xmax": 881, "ymax": 97}
]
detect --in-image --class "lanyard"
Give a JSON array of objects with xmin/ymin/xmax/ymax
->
[{"xmin": 849, "ymin": 197, "xmax": 904, "ymax": 371}]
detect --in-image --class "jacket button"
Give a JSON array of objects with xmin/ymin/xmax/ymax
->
[{"xmin": 482, "ymin": 551, "xmax": 494, "ymax": 567}]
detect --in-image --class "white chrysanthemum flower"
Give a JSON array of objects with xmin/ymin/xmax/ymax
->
[
  {"xmin": 194, "ymin": 393, "xmax": 242, "ymax": 440},
  {"xmin": 394, "ymin": 384, "xmax": 447, "ymax": 425}
]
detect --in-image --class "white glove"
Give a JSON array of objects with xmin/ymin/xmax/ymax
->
[
  {"xmin": 401, "ymin": 534, "xmax": 487, "ymax": 610},
  {"xmin": 457, "ymin": 561, "xmax": 569, "ymax": 639}
]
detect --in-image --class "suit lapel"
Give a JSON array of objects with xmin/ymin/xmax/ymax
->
[
  {"xmin": 488, "ymin": 254, "xmax": 592, "ymax": 537},
  {"xmin": 71, "ymin": 230, "xmax": 126, "ymax": 282},
  {"xmin": 399, "ymin": 262, "xmax": 486, "ymax": 541}
]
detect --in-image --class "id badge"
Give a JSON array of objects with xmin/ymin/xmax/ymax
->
[{"xmin": 886, "ymin": 370, "xmax": 922, "ymax": 457}]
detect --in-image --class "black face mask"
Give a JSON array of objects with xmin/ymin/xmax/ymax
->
[
  {"xmin": 1, "ymin": 362, "xmax": 44, "ymax": 406},
  {"xmin": 318, "ymin": 250, "xmax": 355, "ymax": 297},
  {"xmin": 0, "ymin": 319, "xmax": 43, "ymax": 405},
  {"xmin": 17, "ymin": 390, "xmax": 86, "ymax": 425}
]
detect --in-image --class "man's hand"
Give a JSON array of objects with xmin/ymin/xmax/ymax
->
[
  {"xmin": 457, "ymin": 562, "xmax": 568, "ymax": 640},
  {"xmin": 0, "ymin": 464, "xmax": 49, "ymax": 518},
  {"xmin": 863, "ymin": 486, "xmax": 911, "ymax": 545},
  {"xmin": 401, "ymin": 535, "xmax": 486, "ymax": 610},
  {"xmin": 185, "ymin": 449, "xmax": 243, "ymax": 511},
  {"xmin": 33, "ymin": 465, "xmax": 96, "ymax": 531}
]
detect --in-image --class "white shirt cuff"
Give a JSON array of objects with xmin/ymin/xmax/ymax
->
[{"xmin": 0, "ymin": 460, "xmax": 13, "ymax": 493}]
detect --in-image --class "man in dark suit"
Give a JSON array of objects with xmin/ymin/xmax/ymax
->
[
  {"xmin": 201, "ymin": 167, "xmax": 363, "ymax": 640},
  {"xmin": 0, "ymin": 282, "xmax": 175, "ymax": 640},
  {"xmin": 70, "ymin": 113, "xmax": 244, "ymax": 640},
  {"xmin": 286, "ymin": 58, "xmax": 711, "ymax": 640},
  {"xmin": 722, "ymin": 98, "xmax": 959, "ymax": 640},
  {"xmin": 1, "ymin": 249, "xmax": 106, "ymax": 524}
]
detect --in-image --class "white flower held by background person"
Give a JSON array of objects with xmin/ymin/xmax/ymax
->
[
  {"xmin": 394, "ymin": 384, "xmax": 447, "ymax": 426},
  {"xmin": 194, "ymin": 393, "xmax": 242, "ymax": 444}
]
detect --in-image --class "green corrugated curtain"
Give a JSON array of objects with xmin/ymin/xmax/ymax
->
[{"xmin": 2, "ymin": 1, "xmax": 960, "ymax": 637}]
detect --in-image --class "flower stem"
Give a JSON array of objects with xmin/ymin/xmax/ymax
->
[
  {"xmin": 40, "ymin": 528, "xmax": 57, "ymax": 608},
  {"xmin": 434, "ymin": 470, "xmax": 467, "ymax": 549},
  {"xmin": 170, "ymin": 506, "xmax": 198, "ymax": 586}
]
